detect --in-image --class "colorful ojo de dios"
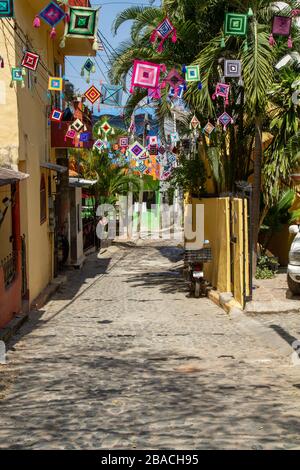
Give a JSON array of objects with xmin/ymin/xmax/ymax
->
[
  {"xmin": 182, "ymin": 65, "xmax": 202, "ymax": 90},
  {"xmin": 21, "ymin": 51, "xmax": 40, "ymax": 72},
  {"xmin": 130, "ymin": 60, "xmax": 166, "ymax": 94},
  {"xmin": 0, "ymin": 0, "xmax": 14, "ymax": 18},
  {"xmin": 212, "ymin": 83, "xmax": 231, "ymax": 106},
  {"xmin": 81, "ymin": 58, "xmax": 96, "ymax": 84},
  {"xmin": 48, "ymin": 77, "xmax": 63, "ymax": 91},
  {"xmin": 218, "ymin": 112, "xmax": 234, "ymax": 131},
  {"xmin": 222, "ymin": 9, "xmax": 253, "ymax": 50},
  {"xmin": 59, "ymin": 5, "xmax": 100, "ymax": 50},
  {"xmin": 269, "ymin": 16, "xmax": 292, "ymax": 48},
  {"xmin": 11, "ymin": 67, "xmax": 25, "ymax": 88},
  {"xmin": 161, "ymin": 69, "xmax": 186, "ymax": 96},
  {"xmin": 33, "ymin": 1, "xmax": 65, "ymax": 39},
  {"xmin": 150, "ymin": 17, "xmax": 177, "ymax": 53}
]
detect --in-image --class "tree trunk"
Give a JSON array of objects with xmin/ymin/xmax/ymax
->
[{"xmin": 252, "ymin": 116, "xmax": 263, "ymax": 273}]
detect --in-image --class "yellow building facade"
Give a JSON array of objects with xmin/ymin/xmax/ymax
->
[{"xmin": 0, "ymin": 0, "xmax": 95, "ymax": 311}]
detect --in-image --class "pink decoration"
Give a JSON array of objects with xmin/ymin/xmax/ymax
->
[
  {"xmin": 50, "ymin": 27, "xmax": 57, "ymax": 39},
  {"xmin": 130, "ymin": 60, "xmax": 165, "ymax": 94},
  {"xmin": 150, "ymin": 17, "xmax": 177, "ymax": 53},
  {"xmin": 33, "ymin": 15, "xmax": 41, "ymax": 28},
  {"xmin": 212, "ymin": 83, "xmax": 231, "ymax": 107}
]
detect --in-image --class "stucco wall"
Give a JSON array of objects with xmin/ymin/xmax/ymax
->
[
  {"xmin": 188, "ymin": 198, "xmax": 231, "ymax": 294},
  {"xmin": 0, "ymin": 0, "xmax": 64, "ymax": 303}
]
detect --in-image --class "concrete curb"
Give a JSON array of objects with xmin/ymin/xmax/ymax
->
[
  {"xmin": 208, "ymin": 290, "xmax": 243, "ymax": 314},
  {"xmin": 208, "ymin": 290, "xmax": 293, "ymax": 357},
  {"xmin": 0, "ymin": 313, "xmax": 29, "ymax": 344},
  {"xmin": 0, "ymin": 274, "xmax": 67, "ymax": 345},
  {"xmin": 30, "ymin": 275, "xmax": 67, "ymax": 311}
]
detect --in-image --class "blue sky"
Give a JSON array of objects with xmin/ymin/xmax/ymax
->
[{"xmin": 66, "ymin": 0, "xmax": 161, "ymax": 115}]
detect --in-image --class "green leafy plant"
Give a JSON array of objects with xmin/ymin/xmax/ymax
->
[{"xmin": 255, "ymin": 254, "xmax": 279, "ymax": 280}]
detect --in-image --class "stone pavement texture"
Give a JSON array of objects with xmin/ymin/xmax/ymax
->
[
  {"xmin": 246, "ymin": 273, "xmax": 300, "ymax": 314},
  {"xmin": 1, "ymin": 241, "xmax": 300, "ymax": 450}
]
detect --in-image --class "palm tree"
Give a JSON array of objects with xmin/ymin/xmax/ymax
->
[{"xmin": 110, "ymin": 0, "xmax": 300, "ymax": 267}]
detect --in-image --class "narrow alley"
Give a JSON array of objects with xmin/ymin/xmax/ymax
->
[{"xmin": 0, "ymin": 241, "xmax": 300, "ymax": 450}]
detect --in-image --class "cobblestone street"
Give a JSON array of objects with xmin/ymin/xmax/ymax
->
[{"xmin": 1, "ymin": 242, "xmax": 300, "ymax": 450}]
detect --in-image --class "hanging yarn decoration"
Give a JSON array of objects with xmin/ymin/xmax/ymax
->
[
  {"xmin": 182, "ymin": 65, "xmax": 202, "ymax": 90},
  {"xmin": 190, "ymin": 115, "xmax": 200, "ymax": 131},
  {"xmin": 21, "ymin": 51, "xmax": 40, "ymax": 72},
  {"xmin": 98, "ymin": 120, "xmax": 114, "ymax": 141},
  {"xmin": 59, "ymin": 6, "xmax": 100, "ymax": 50},
  {"xmin": 64, "ymin": 128, "xmax": 77, "ymax": 145},
  {"xmin": 212, "ymin": 83, "xmax": 231, "ymax": 107},
  {"xmin": 269, "ymin": 15, "xmax": 293, "ymax": 49},
  {"xmin": 81, "ymin": 58, "xmax": 96, "ymax": 84},
  {"xmin": 148, "ymin": 87, "xmax": 162, "ymax": 103},
  {"xmin": 150, "ymin": 17, "xmax": 177, "ymax": 53},
  {"xmin": 222, "ymin": 11, "xmax": 252, "ymax": 51},
  {"xmin": 203, "ymin": 121, "xmax": 216, "ymax": 144},
  {"xmin": 130, "ymin": 60, "xmax": 166, "ymax": 94},
  {"xmin": 224, "ymin": 59, "xmax": 242, "ymax": 78},
  {"xmin": 0, "ymin": 0, "xmax": 14, "ymax": 18},
  {"xmin": 161, "ymin": 68, "xmax": 186, "ymax": 96},
  {"xmin": 33, "ymin": 1, "xmax": 65, "ymax": 39},
  {"xmin": 101, "ymin": 84, "xmax": 123, "ymax": 106},
  {"xmin": 0, "ymin": 56, "xmax": 4, "ymax": 68},
  {"xmin": 217, "ymin": 112, "xmax": 234, "ymax": 131},
  {"xmin": 11, "ymin": 67, "xmax": 25, "ymax": 88}
]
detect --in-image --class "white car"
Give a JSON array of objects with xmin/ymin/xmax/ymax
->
[{"xmin": 288, "ymin": 225, "xmax": 300, "ymax": 295}]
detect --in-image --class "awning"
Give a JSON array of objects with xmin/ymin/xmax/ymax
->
[
  {"xmin": 0, "ymin": 167, "xmax": 29, "ymax": 186},
  {"xmin": 69, "ymin": 177, "xmax": 98, "ymax": 188},
  {"xmin": 40, "ymin": 162, "xmax": 68, "ymax": 173}
]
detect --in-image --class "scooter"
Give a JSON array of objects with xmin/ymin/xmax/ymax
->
[{"xmin": 184, "ymin": 241, "xmax": 212, "ymax": 298}]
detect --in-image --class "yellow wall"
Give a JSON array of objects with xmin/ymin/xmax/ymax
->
[
  {"xmin": 188, "ymin": 197, "xmax": 250, "ymax": 308},
  {"xmin": 231, "ymin": 198, "xmax": 250, "ymax": 308},
  {"xmin": 190, "ymin": 198, "xmax": 231, "ymax": 293},
  {"xmin": 0, "ymin": 1, "xmax": 64, "ymax": 302}
]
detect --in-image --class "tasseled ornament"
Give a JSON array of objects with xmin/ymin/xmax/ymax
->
[
  {"xmin": 198, "ymin": 82, "xmax": 203, "ymax": 90},
  {"xmin": 150, "ymin": 17, "xmax": 177, "ymax": 53},
  {"xmin": 269, "ymin": 33, "xmax": 276, "ymax": 47},
  {"xmin": 59, "ymin": 37, "xmax": 66, "ymax": 48},
  {"xmin": 50, "ymin": 27, "xmax": 57, "ymax": 39},
  {"xmin": 64, "ymin": 13, "xmax": 70, "ymax": 24},
  {"xmin": 92, "ymin": 38, "xmax": 99, "ymax": 51},
  {"xmin": 0, "ymin": 57, "xmax": 4, "ymax": 68},
  {"xmin": 33, "ymin": 16, "xmax": 41, "ymax": 28},
  {"xmin": 221, "ymin": 36, "xmax": 226, "ymax": 48},
  {"xmin": 182, "ymin": 65, "xmax": 187, "ymax": 74},
  {"xmin": 288, "ymin": 35, "xmax": 293, "ymax": 49},
  {"xmin": 243, "ymin": 39, "xmax": 248, "ymax": 52},
  {"xmin": 247, "ymin": 8, "xmax": 254, "ymax": 17}
]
